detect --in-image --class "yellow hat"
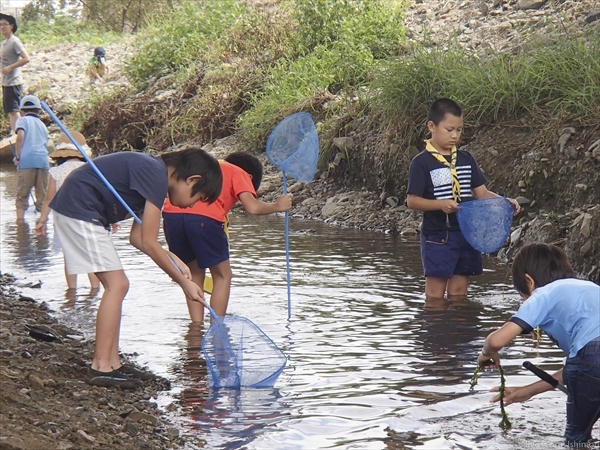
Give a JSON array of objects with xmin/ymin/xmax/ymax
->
[{"xmin": 49, "ymin": 131, "xmax": 92, "ymax": 159}]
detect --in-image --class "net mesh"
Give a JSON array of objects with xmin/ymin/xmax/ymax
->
[
  {"xmin": 265, "ymin": 112, "xmax": 319, "ymax": 183},
  {"xmin": 456, "ymin": 197, "xmax": 514, "ymax": 254},
  {"xmin": 202, "ymin": 316, "xmax": 287, "ymax": 389}
]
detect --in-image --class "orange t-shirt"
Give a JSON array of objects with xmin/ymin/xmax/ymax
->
[{"xmin": 163, "ymin": 160, "xmax": 256, "ymax": 223}]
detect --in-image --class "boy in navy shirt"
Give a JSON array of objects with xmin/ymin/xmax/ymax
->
[
  {"xmin": 13, "ymin": 95, "xmax": 49, "ymax": 220},
  {"xmin": 46, "ymin": 147, "xmax": 222, "ymax": 388},
  {"xmin": 478, "ymin": 243, "xmax": 600, "ymax": 444},
  {"xmin": 407, "ymin": 98, "xmax": 519, "ymax": 299}
]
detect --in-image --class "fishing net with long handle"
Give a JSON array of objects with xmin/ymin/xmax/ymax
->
[
  {"xmin": 200, "ymin": 300, "xmax": 287, "ymax": 389},
  {"xmin": 456, "ymin": 197, "xmax": 514, "ymax": 254},
  {"xmin": 265, "ymin": 112, "xmax": 319, "ymax": 318}
]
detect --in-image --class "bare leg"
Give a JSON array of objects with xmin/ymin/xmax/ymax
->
[
  {"xmin": 64, "ymin": 261, "xmax": 78, "ymax": 289},
  {"xmin": 424, "ymin": 276, "xmax": 449, "ymax": 299},
  {"xmin": 208, "ymin": 259, "xmax": 232, "ymax": 317},
  {"xmin": 87, "ymin": 273, "xmax": 100, "ymax": 290},
  {"xmin": 447, "ymin": 275, "xmax": 469, "ymax": 297},
  {"xmin": 8, "ymin": 111, "xmax": 20, "ymax": 134},
  {"xmin": 185, "ymin": 261, "xmax": 206, "ymax": 323},
  {"xmin": 92, "ymin": 270, "xmax": 129, "ymax": 372}
]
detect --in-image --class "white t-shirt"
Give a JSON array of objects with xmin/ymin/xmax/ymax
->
[{"xmin": 50, "ymin": 159, "xmax": 86, "ymax": 190}]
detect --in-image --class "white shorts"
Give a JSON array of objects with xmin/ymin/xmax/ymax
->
[{"xmin": 53, "ymin": 213, "xmax": 122, "ymax": 275}]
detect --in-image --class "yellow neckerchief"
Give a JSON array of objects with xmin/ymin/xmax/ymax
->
[{"xmin": 425, "ymin": 139, "xmax": 461, "ymax": 202}]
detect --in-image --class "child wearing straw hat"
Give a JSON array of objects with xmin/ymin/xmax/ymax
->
[{"xmin": 34, "ymin": 131, "xmax": 101, "ymax": 290}]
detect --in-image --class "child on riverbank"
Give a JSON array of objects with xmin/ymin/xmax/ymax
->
[
  {"xmin": 48, "ymin": 147, "xmax": 222, "ymax": 388},
  {"xmin": 87, "ymin": 47, "xmax": 108, "ymax": 83},
  {"xmin": 13, "ymin": 95, "xmax": 49, "ymax": 220},
  {"xmin": 162, "ymin": 152, "xmax": 293, "ymax": 322},
  {"xmin": 477, "ymin": 243, "xmax": 600, "ymax": 445},
  {"xmin": 406, "ymin": 98, "xmax": 520, "ymax": 299},
  {"xmin": 33, "ymin": 131, "xmax": 101, "ymax": 291}
]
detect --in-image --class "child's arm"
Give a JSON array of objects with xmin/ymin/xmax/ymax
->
[
  {"xmin": 477, "ymin": 321, "xmax": 524, "ymax": 368},
  {"xmin": 406, "ymin": 194, "xmax": 459, "ymax": 214},
  {"xmin": 14, "ymin": 129, "xmax": 25, "ymax": 165},
  {"xmin": 472, "ymin": 185, "xmax": 521, "ymax": 215},
  {"xmin": 129, "ymin": 200, "xmax": 204, "ymax": 301},
  {"xmin": 238, "ymin": 192, "xmax": 293, "ymax": 215},
  {"xmin": 488, "ymin": 368, "xmax": 563, "ymax": 406},
  {"xmin": 33, "ymin": 176, "xmax": 57, "ymax": 236}
]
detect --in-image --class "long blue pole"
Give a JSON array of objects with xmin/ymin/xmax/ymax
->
[
  {"xmin": 41, "ymin": 101, "xmax": 142, "ymax": 225},
  {"xmin": 282, "ymin": 171, "xmax": 291, "ymax": 319}
]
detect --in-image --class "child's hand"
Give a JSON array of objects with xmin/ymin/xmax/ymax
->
[
  {"xmin": 180, "ymin": 279, "xmax": 204, "ymax": 302},
  {"xmin": 275, "ymin": 193, "xmax": 293, "ymax": 212},
  {"xmin": 489, "ymin": 385, "xmax": 533, "ymax": 406},
  {"xmin": 439, "ymin": 199, "xmax": 460, "ymax": 214},
  {"xmin": 508, "ymin": 198, "xmax": 521, "ymax": 215},
  {"xmin": 33, "ymin": 221, "xmax": 47, "ymax": 236},
  {"xmin": 110, "ymin": 223, "xmax": 121, "ymax": 234},
  {"xmin": 478, "ymin": 351, "xmax": 499, "ymax": 369}
]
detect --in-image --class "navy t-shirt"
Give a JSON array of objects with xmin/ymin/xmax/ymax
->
[
  {"xmin": 50, "ymin": 152, "xmax": 168, "ymax": 229},
  {"xmin": 407, "ymin": 149, "xmax": 487, "ymax": 234}
]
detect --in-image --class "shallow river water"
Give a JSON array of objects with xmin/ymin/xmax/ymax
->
[{"xmin": 0, "ymin": 165, "xmax": 589, "ymax": 449}]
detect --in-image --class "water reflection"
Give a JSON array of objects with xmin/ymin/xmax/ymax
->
[{"xmin": 175, "ymin": 323, "xmax": 287, "ymax": 449}]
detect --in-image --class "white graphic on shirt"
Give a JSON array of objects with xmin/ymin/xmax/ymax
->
[{"xmin": 430, "ymin": 165, "xmax": 474, "ymax": 200}]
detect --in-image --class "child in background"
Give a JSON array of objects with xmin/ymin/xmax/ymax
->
[
  {"xmin": 162, "ymin": 151, "xmax": 293, "ymax": 322},
  {"xmin": 33, "ymin": 131, "xmax": 101, "ymax": 291},
  {"xmin": 88, "ymin": 47, "xmax": 108, "ymax": 83},
  {"xmin": 13, "ymin": 94, "xmax": 49, "ymax": 220},
  {"xmin": 47, "ymin": 147, "xmax": 222, "ymax": 388},
  {"xmin": 406, "ymin": 98, "xmax": 520, "ymax": 299},
  {"xmin": 478, "ymin": 243, "xmax": 600, "ymax": 445}
]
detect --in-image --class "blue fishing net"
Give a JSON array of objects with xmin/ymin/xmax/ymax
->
[
  {"xmin": 456, "ymin": 197, "xmax": 514, "ymax": 254},
  {"xmin": 202, "ymin": 315, "xmax": 287, "ymax": 389},
  {"xmin": 265, "ymin": 112, "xmax": 319, "ymax": 183}
]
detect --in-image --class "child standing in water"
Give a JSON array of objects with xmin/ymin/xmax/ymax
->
[
  {"xmin": 34, "ymin": 131, "xmax": 101, "ymax": 290},
  {"xmin": 162, "ymin": 152, "xmax": 292, "ymax": 322},
  {"xmin": 406, "ymin": 98, "xmax": 520, "ymax": 299},
  {"xmin": 478, "ymin": 243, "xmax": 600, "ymax": 445}
]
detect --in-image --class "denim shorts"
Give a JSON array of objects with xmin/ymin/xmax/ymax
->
[
  {"xmin": 163, "ymin": 213, "xmax": 229, "ymax": 269},
  {"xmin": 420, "ymin": 229, "xmax": 483, "ymax": 279},
  {"xmin": 563, "ymin": 336, "xmax": 600, "ymax": 444}
]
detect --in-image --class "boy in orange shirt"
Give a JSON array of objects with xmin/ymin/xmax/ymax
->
[{"xmin": 162, "ymin": 152, "xmax": 293, "ymax": 322}]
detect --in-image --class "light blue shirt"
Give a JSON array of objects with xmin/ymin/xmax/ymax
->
[
  {"xmin": 15, "ymin": 114, "xmax": 49, "ymax": 170},
  {"xmin": 510, "ymin": 278, "xmax": 600, "ymax": 357}
]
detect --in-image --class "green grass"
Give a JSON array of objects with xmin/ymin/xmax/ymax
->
[{"xmin": 18, "ymin": 15, "xmax": 122, "ymax": 48}]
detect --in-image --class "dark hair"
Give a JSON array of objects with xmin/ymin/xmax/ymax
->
[
  {"xmin": 224, "ymin": 152, "xmax": 263, "ymax": 191},
  {"xmin": 428, "ymin": 98, "xmax": 462, "ymax": 125},
  {"xmin": 511, "ymin": 243, "xmax": 576, "ymax": 295},
  {"xmin": 161, "ymin": 147, "xmax": 223, "ymax": 203}
]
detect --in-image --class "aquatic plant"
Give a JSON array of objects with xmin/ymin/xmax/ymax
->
[{"xmin": 469, "ymin": 362, "xmax": 512, "ymax": 430}]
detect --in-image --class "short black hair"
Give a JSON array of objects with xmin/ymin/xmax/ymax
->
[
  {"xmin": 161, "ymin": 147, "xmax": 222, "ymax": 203},
  {"xmin": 224, "ymin": 152, "xmax": 263, "ymax": 191},
  {"xmin": 511, "ymin": 243, "xmax": 576, "ymax": 295},
  {"xmin": 428, "ymin": 98, "xmax": 462, "ymax": 125}
]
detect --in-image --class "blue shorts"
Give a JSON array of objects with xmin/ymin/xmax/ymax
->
[
  {"xmin": 163, "ymin": 213, "xmax": 229, "ymax": 269},
  {"xmin": 420, "ymin": 229, "xmax": 483, "ymax": 279}
]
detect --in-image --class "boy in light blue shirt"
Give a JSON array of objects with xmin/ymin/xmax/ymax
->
[
  {"xmin": 13, "ymin": 94, "xmax": 49, "ymax": 220},
  {"xmin": 478, "ymin": 243, "xmax": 600, "ymax": 444}
]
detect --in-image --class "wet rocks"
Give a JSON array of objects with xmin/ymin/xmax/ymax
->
[{"xmin": 0, "ymin": 272, "xmax": 205, "ymax": 450}]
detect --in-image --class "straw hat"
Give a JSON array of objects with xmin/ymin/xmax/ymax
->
[{"xmin": 50, "ymin": 132, "xmax": 92, "ymax": 159}]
